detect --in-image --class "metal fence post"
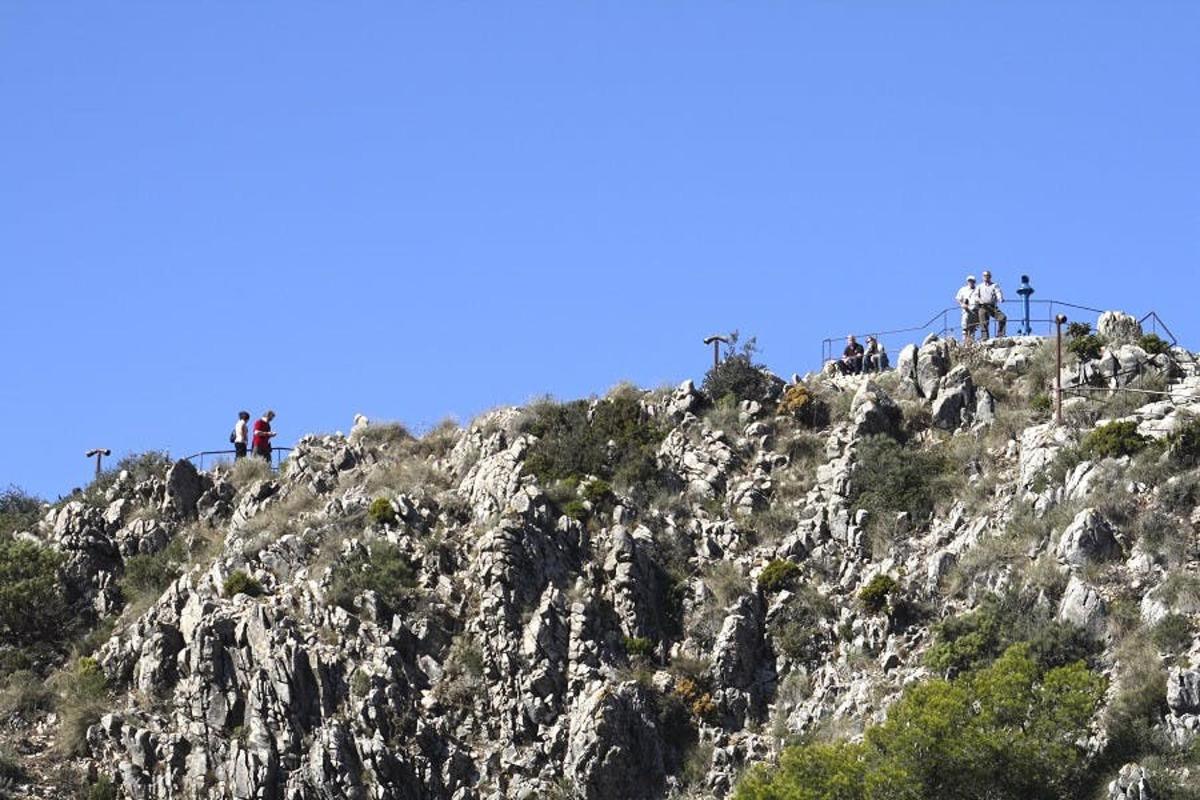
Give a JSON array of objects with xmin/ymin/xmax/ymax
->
[{"xmin": 1055, "ymin": 314, "xmax": 1067, "ymax": 425}]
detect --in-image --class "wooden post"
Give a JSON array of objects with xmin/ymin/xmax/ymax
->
[{"xmin": 1055, "ymin": 314, "xmax": 1067, "ymax": 425}]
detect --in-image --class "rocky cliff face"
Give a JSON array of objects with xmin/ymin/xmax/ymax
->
[{"xmin": 9, "ymin": 321, "xmax": 1200, "ymax": 799}]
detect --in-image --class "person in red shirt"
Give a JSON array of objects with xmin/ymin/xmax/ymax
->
[{"xmin": 252, "ymin": 410, "xmax": 277, "ymax": 462}]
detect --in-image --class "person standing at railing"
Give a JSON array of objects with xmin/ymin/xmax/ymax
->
[
  {"xmin": 976, "ymin": 270, "xmax": 1006, "ymax": 339},
  {"xmin": 956, "ymin": 275, "xmax": 980, "ymax": 343},
  {"xmin": 253, "ymin": 410, "xmax": 277, "ymax": 462},
  {"xmin": 231, "ymin": 411, "xmax": 250, "ymax": 459}
]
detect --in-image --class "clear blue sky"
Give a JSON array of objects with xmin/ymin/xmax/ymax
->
[{"xmin": 2, "ymin": 2, "xmax": 1197, "ymax": 499}]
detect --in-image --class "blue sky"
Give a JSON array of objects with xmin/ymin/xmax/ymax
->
[{"xmin": 2, "ymin": 2, "xmax": 1197, "ymax": 499}]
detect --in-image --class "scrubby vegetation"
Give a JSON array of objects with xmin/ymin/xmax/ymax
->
[
  {"xmin": 736, "ymin": 645, "xmax": 1105, "ymax": 800},
  {"xmin": 222, "ymin": 570, "xmax": 264, "ymax": 598},
  {"xmin": 702, "ymin": 333, "xmax": 777, "ymax": 405},
  {"xmin": 757, "ymin": 560, "xmax": 801, "ymax": 593},
  {"xmin": 329, "ymin": 541, "xmax": 417, "ymax": 619},
  {"xmin": 1081, "ymin": 420, "xmax": 1150, "ymax": 459},
  {"xmin": 849, "ymin": 435, "xmax": 957, "ymax": 527},
  {"xmin": 0, "ymin": 538, "xmax": 67, "ymax": 650},
  {"xmin": 520, "ymin": 391, "xmax": 667, "ymax": 497}
]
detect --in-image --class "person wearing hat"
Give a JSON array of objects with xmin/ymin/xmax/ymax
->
[
  {"xmin": 955, "ymin": 275, "xmax": 980, "ymax": 343},
  {"xmin": 976, "ymin": 270, "xmax": 1006, "ymax": 339},
  {"xmin": 252, "ymin": 410, "xmax": 277, "ymax": 462}
]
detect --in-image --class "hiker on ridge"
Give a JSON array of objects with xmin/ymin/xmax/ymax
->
[
  {"xmin": 253, "ymin": 410, "xmax": 277, "ymax": 462},
  {"xmin": 976, "ymin": 270, "xmax": 1006, "ymax": 339},
  {"xmin": 956, "ymin": 275, "xmax": 980, "ymax": 343},
  {"xmin": 231, "ymin": 410, "xmax": 250, "ymax": 460}
]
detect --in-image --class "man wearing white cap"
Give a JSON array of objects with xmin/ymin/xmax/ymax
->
[
  {"xmin": 976, "ymin": 270, "xmax": 1006, "ymax": 339},
  {"xmin": 955, "ymin": 275, "xmax": 980, "ymax": 343}
]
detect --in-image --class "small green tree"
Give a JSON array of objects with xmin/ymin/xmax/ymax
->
[
  {"xmin": 1137, "ymin": 333, "xmax": 1171, "ymax": 355},
  {"xmin": 702, "ymin": 333, "xmax": 778, "ymax": 405},
  {"xmin": 1081, "ymin": 421, "xmax": 1149, "ymax": 459},
  {"xmin": 0, "ymin": 539, "xmax": 67, "ymax": 647},
  {"xmin": 329, "ymin": 541, "xmax": 417, "ymax": 619}
]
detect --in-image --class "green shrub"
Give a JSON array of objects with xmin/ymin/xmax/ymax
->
[
  {"xmin": 368, "ymin": 497, "xmax": 397, "ymax": 526},
  {"xmin": 701, "ymin": 333, "xmax": 778, "ymax": 405},
  {"xmin": 1151, "ymin": 614, "xmax": 1194, "ymax": 655},
  {"xmin": 1168, "ymin": 420, "xmax": 1200, "ymax": 469},
  {"xmin": 55, "ymin": 657, "xmax": 108, "ymax": 756},
  {"xmin": 1138, "ymin": 333, "xmax": 1171, "ymax": 355},
  {"xmin": 925, "ymin": 595, "xmax": 1099, "ymax": 677},
  {"xmin": 757, "ymin": 560, "xmax": 801, "ymax": 593},
  {"xmin": 859, "ymin": 575, "xmax": 897, "ymax": 615},
  {"xmin": 0, "ymin": 486, "xmax": 43, "ymax": 537},
  {"xmin": 623, "ymin": 636, "xmax": 654, "ymax": 660},
  {"xmin": 777, "ymin": 384, "xmax": 831, "ymax": 428},
  {"xmin": 561, "ymin": 499, "xmax": 589, "ymax": 521},
  {"xmin": 735, "ymin": 645, "xmax": 1105, "ymax": 800},
  {"xmin": 120, "ymin": 550, "xmax": 183, "ymax": 604},
  {"xmin": 1066, "ymin": 322, "xmax": 1093, "ymax": 339},
  {"xmin": 222, "ymin": 570, "xmax": 264, "ymax": 598},
  {"xmin": 0, "ymin": 539, "xmax": 67, "ymax": 648},
  {"xmin": 1082, "ymin": 421, "xmax": 1150, "ymax": 459},
  {"xmin": 329, "ymin": 541, "xmax": 417, "ymax": 619},
  {"xmin": 849, "ymin": 436, "xmax": 956, "ymax": 526},
  {"xmin": 581, "ymin": 479, "xmax": 614, "ymax": 507},
  {"xmin": 768, "ymin": 585, "xmax": 835, "ymax": 664},
  {"xmin": 521, "ymin": 394, "xmax": 666, "ymax": 495},
  {"xmin": 1030, "ymin": 393, "xmax": 1053, "ymax": 414},
  {"xmin": 86, "ymin": 775, "xmax": 117, "ymax": 800},
  {"xmin": 1067, "ymin": 334, "xmax": 1106, "ymax": 362}
]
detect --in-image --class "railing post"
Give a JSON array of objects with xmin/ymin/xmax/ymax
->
[{"xmin": 1055, "ymin": 314, "xmax": 1067, "ymax": 426}]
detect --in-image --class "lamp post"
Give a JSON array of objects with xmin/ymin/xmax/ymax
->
[
  {"xmin": 1017, "ymin": 274, "xmax": 1035, "ymax": 336},
  {"xmin": 85, "ymin": 448, "xmax": 112, "ymax": 478},
  {"xmin": 703, "ymin": 334, "xmax": 730, "ymax": 370},
  {"xmin": 1054, "ymin": 314, "xmax": 1068, "ymax": 426}
]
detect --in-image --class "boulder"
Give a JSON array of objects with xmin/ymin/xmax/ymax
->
[
  {"xmin": 1166, "ymin": 669, "xmax": 1200, "ymax": 714},
  {"xmin": 1057, "ymin": 575, "xmax": 1106, "ymax": 636},
  {"xmin": 162, "ymin": 459, "xmax": 204, "ymax": 519},
  {"xmin": 1098, "ymin": 311, "xmax": 1143, "ymax": 344},
  {"xmin": 850, "ymin": 380, "xmax": 902, "ymax": 439},
  {"xmin": 916, "ymin": 337, "xmax": 952, "ymax": 399},
  {"xmin": 566, "ymin": 683, "xmax": 666, "ymax": 800},
  {"xmin": 1055, "ymin": 508, "xmax": 1121, "ymax": 567},
  {"xmin": 931, "ymin": 366, "xmax": 976, "ymax": 430},
  {"xmin": 1107, "ymin": 764, "xmax": 1153, "ymax": 800}
]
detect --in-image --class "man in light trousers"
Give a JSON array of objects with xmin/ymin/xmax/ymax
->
[
  {"xmin": 955, "ymin": 275, "xmax": 980, "ymax": 343},
  {"xmin": 976, "ymin": 270, "xmax": 1006, "ymax": 339}
]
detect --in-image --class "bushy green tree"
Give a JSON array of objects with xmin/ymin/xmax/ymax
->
[
  {"xmin": 735, "ymin": 645, "xmax": 1105, "ymax": 800},
  {"xmin": 1082, "ymin": 421, "xmax": 1149, "ymax": 460},
  {"xmin": 702, "ymin": 333, "xmax": 778, "ymax": 405},
  {"xmin": 0, "ymin": 486, "xmax": 43, "ymax": 537},
  {"xmin": 0, "ymin": 539, "xmax": 67, "ymax": 647},
  {"xmin": 329, "ymin": 541, "xmax": 417, "ymax": 619},
  {"xmin": 522, "ymin": 393, "xmax": 666, "ymax": 493},
  {"xmin": 849, "ymin": 436, "xmax": 954, "ymax": 524}
]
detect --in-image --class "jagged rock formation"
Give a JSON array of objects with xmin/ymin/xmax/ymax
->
[{"xmin": 8, "ymin": 317, "xmax": 1200, "ymax": 799}]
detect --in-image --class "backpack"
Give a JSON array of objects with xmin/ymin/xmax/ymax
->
[{"xmin": 229, "ymin": 429, "xmax": 236, "ymax": 444}]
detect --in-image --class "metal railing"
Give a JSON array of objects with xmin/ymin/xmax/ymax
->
[
  {"xmin": 820, "ymin": 298, "xmax": 1123, "ymax": 365},
  {"xmin": 184, "ymin": 447, "xmax": 293, "ymax": 472}
]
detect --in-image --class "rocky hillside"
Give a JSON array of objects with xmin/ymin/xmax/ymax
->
[{"xmin": 4, "ymin": 312, "xmax": 1200, "ymax": 799}]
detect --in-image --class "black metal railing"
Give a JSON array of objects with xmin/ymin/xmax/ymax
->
[
  {"xmin": 818, "ymin": 298, "xmax": 1159, "ymax": 365},
  {"xmin": 184, "ymin": 447, "xmax": 293, "ymax": 472}
]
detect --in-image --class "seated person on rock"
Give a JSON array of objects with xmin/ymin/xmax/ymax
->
[
  {"xmin": 840, "ymin": 335, "xmax": 865, "ymax": 375},
  {"xmin": 863, "ymin": 336, "xmax": 889, "ymax": 372}
]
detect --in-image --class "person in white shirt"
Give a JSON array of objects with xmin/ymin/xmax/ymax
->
[
  {"xmin": 955, "ymin": 275, "xmax": 980, "ymax": 343},
  {"xmin": 232, "ymin": 411, "xmax": 250, "ymax": 459},
  {"xmin": 976, "ymin": 270, "xmax": 1006, "ymax": 339}
]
